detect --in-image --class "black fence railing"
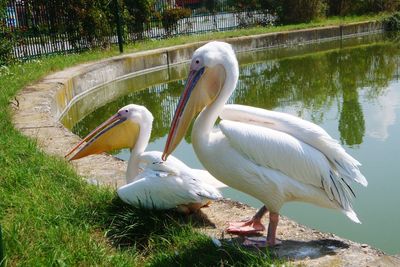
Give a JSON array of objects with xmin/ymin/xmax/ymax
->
[
  {"xmin": 136, "ymin": 11, "xmax": 270, "ymax": 40},
  {"xmin": 1, "ymin": 0, "xmax": 273, "ymax": 60},
  {"xmin": 2, "ymin": 0, "xmax": 120, "ymax": 60}
]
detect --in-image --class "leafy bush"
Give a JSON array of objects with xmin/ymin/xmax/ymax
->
[
  {"xmin": 383, "ymin": 12, "xmax": 400, "ymax": 31},
  {"xmin": 0, "ymin": 0, "xmax": 15, "ymax": 65},
  {"xmin": 0, "ymin": 27, "xmax": 15, "ymax": 65},
  {"xmin": 205, "ymin": 0, "xmax": 218, "ymax": 13},
  {"xmin": 327, "ymin": 0, "xmax": 400, "ymax": 16},
  {"xmin": 228, "ymin": 0, "xmax": 260, "ymax": 11},
  {"xmin": 63, "ymin": 0, "xmax": 114, "ymax": 49},
  {"xmin": 327, "ymin": 0, "xmax": 351, "ymax": 16},
  {"xmin": 124, "ymin": 0, "xmax": 152, "ymax": 40},
  {"xmin": 161, "ymin": 7, "xmax": 191, "ymax": 36},
  {"xmin": 273, "ymin": 0, "xmax": 328, "ymax": 24}
]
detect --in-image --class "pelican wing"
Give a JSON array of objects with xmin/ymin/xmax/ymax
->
[
  {"xmin": 145, "ymin": 160, "xmax": 223, "ymax": 201},
  {"xmin": 122, "ymin": 151, "xmax": 222, "ymax": 209},
  {"xmin": 219, "ymin": 119, "xmax": 355, "ymax": 212},
  {"xmin": 191, "ymin": 169, "xmax": 227, "ymax": 189},
  {"xmin": 138, "ymin": 151, "xmax": 227, "ymax": 189},
  {"xmin": 138, "ymin": 151, "xmax": 191, "ymax": 177},
  {"xmin": 117, "ymin": 170, "xmax": 198, "ymax": 209},
  {"xmin": 221, "ymin": 104, "xmax": 367, "ymax": 187},
  {"xmin": 117, "ymin": 168, "xmax": 221, "ymax": 209}
]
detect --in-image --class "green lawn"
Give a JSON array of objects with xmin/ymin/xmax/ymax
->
[{"xmin": 0, "ymin": 14, "xmax": 389, "ymax": 266}]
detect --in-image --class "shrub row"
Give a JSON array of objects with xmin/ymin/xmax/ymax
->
[
  {"xmin": 1, "ymin": 0, "xmax": 399, "ymax": 65},
  {"xmin": 1, "ymin": 0, "xmax": 13, "ymax": 65},
  {"xmin": 245, "ymin": 0, "xmax": 400, "ymax": 24}
]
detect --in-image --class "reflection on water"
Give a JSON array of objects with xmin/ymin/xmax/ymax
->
[
  {"xmin": 71, "ymin": 33, "xmax": 400, "ymax": 254},
  {"xmin": 364, "ymin": 87, "xmax": 400, "ymax": 140},
  {"xmin": 73, "ymin": 34, "xmax": 399, "ymax": 147}
]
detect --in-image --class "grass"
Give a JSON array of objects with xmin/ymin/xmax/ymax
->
[{"xmin": 0, "ymin": 13, "xmax": 391, "ymax": 265}]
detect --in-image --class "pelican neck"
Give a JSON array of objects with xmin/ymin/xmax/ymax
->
[
  {"xmin": 192, "ymin": 60, "xmax": 239, "ymax": 143},
  {"xmin": 126, "ymin": 120, "xmax": 152, "ymax": 182}
]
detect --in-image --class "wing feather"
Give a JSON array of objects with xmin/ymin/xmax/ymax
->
[
  {"xmin": 219, "ymin": 120, "xmax": 354, "ymax": 211},
  {"xmin": 119, "ymin": 151, "xmax": 222, "ymax": 209},
  {"xmin": 221, "ymin": 104, "xmax": 367, "ymax": 187},
  {"xmin": 118, "ymin": 169, "xmax": 221, "ymax": 209}
]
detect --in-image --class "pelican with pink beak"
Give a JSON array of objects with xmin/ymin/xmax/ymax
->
[
  {"xmin": 66, "ymin": 104, "xmax": 223, "ymax": 213},
  {"xmin": 162, "ymin": 41, "xmax": 367, "ymax": 246}
]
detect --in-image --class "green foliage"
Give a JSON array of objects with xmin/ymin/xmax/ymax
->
[
  {"xmin": 161, "ymin": 7, "xmax": 191, "ymax": 36},
  {"xmin": 229, "ymin": 0, "xmax": 260, "ymax": 11},
  {"xmin": 327, "ymin": 0, "xmax": 400, "ymax": 16},
  {"xmin": 327, "ymin": 0, "xmax": 354, "ymax": 15},
  {"xmin": 273, "ymin": 0, "xmax": 328, "ymax": 24},
  {"xmin": 124, "ymin": 0, "xmax": 152, "ymax": 39},
  {"xmin": 0, "ymin": 28, "xmax": 15, "ymax": 66},
  {"xmin": 205, "ymin": 0, "xmax": 218, "ymax": 13},
  {"xmin": 0, "ymin": 0, "xmax": 15, "ymax": 65},
  {"xmin": 2, "ymin": 0, "xmax": 115, "ymax": 51},
  {"xmin": 61, "ymin": 0, "xmax": 115, "ymax": 49},
  {"xmin": 0, "ymin": 225, "xmax": 4, "ymax": 267},
  {"xmin": 383, "ymin": 12, "xmax": 400, "ymax": 31}
]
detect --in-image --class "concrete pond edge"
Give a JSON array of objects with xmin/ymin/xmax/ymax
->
[{"xmin": 12, "ymin": 21, "xmax": 400, "ymax": 265}]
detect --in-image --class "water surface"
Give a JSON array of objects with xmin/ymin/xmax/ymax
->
[{"xmin": 71, "ymin": 34, "xmax": 400, "ymax": 254}]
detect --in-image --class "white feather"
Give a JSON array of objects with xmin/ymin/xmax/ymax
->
[
  {"xmin": 219, "ymin": 120, "xmax": 356, "ymax": 218},
  {"xmin": 118, "ymin": 167, "xmax": 222, "ymax": 210},
  {"xmin": 221, "ymin": 104, "xmax": 367, "ymax": 187}
]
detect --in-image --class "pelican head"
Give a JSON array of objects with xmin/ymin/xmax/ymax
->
[
  {"xmin": 66, "ymin": 104, "xmax": 153, "ymax": 160},
  {"xmin": 163, "ymin": 41, "xmax": 238, "ymax": 160}
]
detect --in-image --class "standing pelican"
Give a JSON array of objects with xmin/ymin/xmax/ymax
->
[
  {"xmin": 162, "ymin": 41, "xmax": 367, "ymax": 245},
  {"xmin": 66, "ymin": 104, "xmax": 223, "ymax": 212}
]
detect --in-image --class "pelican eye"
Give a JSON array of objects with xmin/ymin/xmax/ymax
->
[{"xmin": 125, "ymin": 110, "xmax": 128, "ymax": 113}]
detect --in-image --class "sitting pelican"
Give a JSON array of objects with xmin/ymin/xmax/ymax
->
[
  {"xmin": 162, "ymin": 41, "xmax": 367, "ymax": 245},
  {"xmin": 66, "ymin": 104, "xmax": 223, "ymax": 213}
]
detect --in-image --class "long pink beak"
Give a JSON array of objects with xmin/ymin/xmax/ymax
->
[{"xmin": 162, "ymin": 68, "xmax": 205, "ymax": 160}]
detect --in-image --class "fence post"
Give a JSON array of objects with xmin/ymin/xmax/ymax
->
[
  {"xmin": 0, "ymin": 224, "xmax": 4, "ymax": 267},
  {"xmin": 114, "ymin": 0, "xmax": 124, "ymax": 53}
]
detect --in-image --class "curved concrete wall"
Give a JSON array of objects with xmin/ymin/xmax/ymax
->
[
  {"xmin": 55, "ymin": 21, "xmax": 384, "ymax": 122},
  {"xmin": 12, "ymin": 21, "xmax": 384, "ymax": 187}
]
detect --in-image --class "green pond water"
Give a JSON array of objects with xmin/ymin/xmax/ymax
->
[{"xmin": 71, "ymin": 33, "xmax": 400, "ymax": 254}]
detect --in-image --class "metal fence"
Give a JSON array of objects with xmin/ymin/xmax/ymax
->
[
  {"xmin": 2, "ymin": 0, "xmax": 119, "ymax": 60},
  {"xmin": 1, "ymin": 0, "xmax": 272, "ymax": 60},
  {"xmin": 130, "ymin": 0, "xmax": 272, "ymax": 40}
]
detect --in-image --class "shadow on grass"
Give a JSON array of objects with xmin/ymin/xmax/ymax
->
[
  {"xmin": 103, "ymin": 196, "xmax": 215, "ymax": 249},
  {"xmin": 82, "ymin": 194, "xmax": 348, "ymax": 265},
  {"xmin": 100, "ymin": 196, "xmax": 281, "ymax": 266}
]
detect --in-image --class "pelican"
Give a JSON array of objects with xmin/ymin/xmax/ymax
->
[
  {"xmin": 162, "ymin": 41, "xmax": 367, "ymax": 245},
  {"xmin": 66, "ymin": 104, "xmax": 223, "ymax": 213}
]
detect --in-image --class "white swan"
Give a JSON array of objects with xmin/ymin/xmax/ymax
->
[
  {"xmin": 162, "ymin": 41, "xmax": 367, "ymax": 245},
  {"xmin": 66, "ymin": 104, "xmax": 223, "ymax": 212}
]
